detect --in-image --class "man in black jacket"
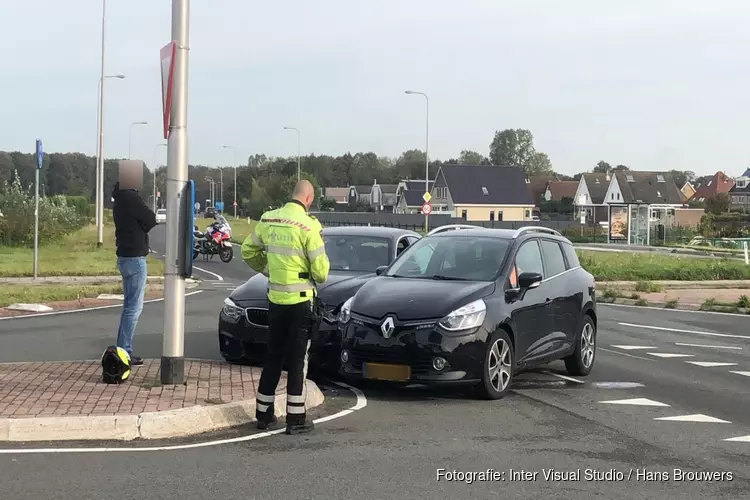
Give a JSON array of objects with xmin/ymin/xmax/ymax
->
[{"xmin": 112, "ymin": 163, "xmax": 157, "ymax": 366}]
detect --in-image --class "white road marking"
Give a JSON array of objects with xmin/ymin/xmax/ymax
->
[
  {"xmin": 611, "ymin": 345, "xmax": 652, "ymax": 350},
  {"xmin": 729, "ymin": 371, "xmax": 750, "ymax": 377},
  {"xmin": 603, "ymin": 302, "xmax": 750, "ymax": 318},
  {"xmin": 591, "ymin": 382, "xmax": 645, "ymax": 389},
  {"xmin": 541, "ymin": 371, "xmax": 585, "ymax": 384},
  {"xmin": 654, "ymin": 414, "xmax": 731, "ymax": 423},
  {"xmin": 192, "ymin": 266, "xmax": 224, "ymax": 281},
  {"xmin": 598, "ymin": 398, "xmax": 670, "ymax": 407},
  {"xmin": 600, "ymin": 347, "xmax": 653, "ymax": 361},
  {"xmin": 647, "ymin": 352, "xmax": 695, "ymax": 358},
  {"xmin": 724, "ymin": 435, "xmax": 750, "ymax": 442},
  {"xmin": 0, "ymin": 381, "xmax": 366, "ymax": 454},
  {"xmin": 0, "ymin": 291, "xmax": 204, "ymax": 321},
  {"xmin": 685, "ymin": 361, "xmax": 738, "ymax": 367},
  {"xmin": 675, "ymin": 343, "xmax": 742, "ymax": 350},
  {"xmin": 619, "ymin": 322, "xmax": 750, "ymax": 341}
]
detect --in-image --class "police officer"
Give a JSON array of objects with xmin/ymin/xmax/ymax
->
[{"xmin": 241, "ymin": 180, "xmax": 330, "ymax": 435}]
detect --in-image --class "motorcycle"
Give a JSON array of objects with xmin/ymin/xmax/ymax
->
[{"xmin": 193, "ymin": 215, "xmax": 233, "ymax": 263}]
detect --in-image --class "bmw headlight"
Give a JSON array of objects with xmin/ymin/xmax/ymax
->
[
  {"xmin": 438, "ymin": 299, "xmax": 486, "ymax": 332},
  {"xmin": 222, "ymin": 297, "xmax": 244, "ymax": 320},
  {"xmin": 338, "ymin": 297, "xmax": 353, "ymax": 323}
]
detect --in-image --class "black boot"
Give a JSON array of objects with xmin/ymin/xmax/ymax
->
[
  {"xmin": 257, "ymin": 415, "xmax": 278, "ymax": 430},
  {"xmin": 285, "ymin": 420, "xmax": 314, "ymax": 435}
]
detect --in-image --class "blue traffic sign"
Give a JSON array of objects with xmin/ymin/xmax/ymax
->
[
  {"xmin": 215, "ymin": 201, "xmax": 224, "ymax": 211},
  {"xmin": 35, "ymin": 139, "xmax": 43, "ymax": 169}
]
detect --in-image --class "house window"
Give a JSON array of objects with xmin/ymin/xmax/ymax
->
[
  {"xmin": 461, "ymin": 209, "xmax": 467, "ymax": 219},
  {"xmin": 626, "ymin": 174, "xmax": 635, "ymax": 182},
  {"xmin": 738, "ymin": 180, "xmax": 747, "ymax": 188},
  {"xmin": 489, "ymin": 211, "xmax": 495, "ymax": 222},
  {"xmin": 524, "ymin": 209, "xmax": 530, "ymax": 219},
  {"xmin": 611, "ymin": 193, "xmax": 615, "ymax": 200},
  {"xmin": 656, "ymin": 174, "xmax": 665, "ymax": 183},
  {"xmin": 616, "ymin": 193, "xmax": 620, "ymax": 200},
  {"xmin": 498, "ymin": 211, "xmax": 503, "ymax": 221},
  {"xmin": 481, "ymin": 186, "xmax": 489, "ymax": 196}
]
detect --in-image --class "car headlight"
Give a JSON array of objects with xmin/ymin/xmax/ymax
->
[
  {"xmin": 222, "ymin": 297, "xmax": 244, "ymax": 320},
  {"xmin": 338, "ymin": 297, "xmax": 353, "ymax": 323},
  {"xmin": 438, "ymin": 299, "xmax": 486, "ymax": 332}
]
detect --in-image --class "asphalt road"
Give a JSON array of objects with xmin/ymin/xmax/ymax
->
[{"xmin": 1, "ymin": 227, "xmax": 749, "ymax": 499}]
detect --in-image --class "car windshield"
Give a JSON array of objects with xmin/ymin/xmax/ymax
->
[
  {"xmin": 322, "ymin": 235, "xmax": 391, "ymax": 272},
  {"xmin": 385, "ymin": 235, "xmax": 510, "ymax": 281},
  {"xmin": 157, "ymin": 210, "xmax": 166, "ymax": 215}
]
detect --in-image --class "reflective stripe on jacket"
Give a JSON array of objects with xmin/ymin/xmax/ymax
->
[{"xmin": 241, "ymin": 201, "xmax": 330, "ymax": 305}]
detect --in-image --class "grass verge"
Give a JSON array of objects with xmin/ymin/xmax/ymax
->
[
  {"xmin": 0, "ymin": 283, "xmax": 124, "ymax": 307},
  {"xmin": 577, "ymin": 250, "xmax": 750, "ymax": 281},
  {"xmin": 0, "ymin": 225, "xmax": 164, "ymax": 278}
]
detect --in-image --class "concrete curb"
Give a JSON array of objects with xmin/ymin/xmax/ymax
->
[
  {"xmin": 0, "ymin": 380, "xmax": 324, "ymax": 442},
  {"xmin": 598, "ymin": 280, "xmax": 750, "ymax": 289},
  {"xmin": 600, "ymin": 297, "xmax": 750, "ymax": 315}
]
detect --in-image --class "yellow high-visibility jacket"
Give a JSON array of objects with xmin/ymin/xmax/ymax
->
[{"xmin": 241, "ymin": 201, "xmax": 330, "ymax": 305}]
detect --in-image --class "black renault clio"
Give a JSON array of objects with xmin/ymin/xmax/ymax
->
[{"xmin": 338, "ymin": 225, "xmax": 597, "ymax": 399}]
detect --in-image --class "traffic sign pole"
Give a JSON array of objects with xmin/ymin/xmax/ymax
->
[
  {"xmin": 162, "ymin": 0, "xmax": 189, "ymax": 386},
  {"xmin": 33, "ymin": 139, "xmax": 42, "ymax": 280}
]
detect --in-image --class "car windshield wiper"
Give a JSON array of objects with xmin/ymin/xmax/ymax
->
[{"xmin": 429, "ymin": 275, "xmax": 471, "ymax": 281}]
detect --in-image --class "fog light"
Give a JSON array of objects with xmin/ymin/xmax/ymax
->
[
  {"xmin": 340, "ymin": 350, "xmax": 349, "ymax": 363},
  {"xmin": 433, "ymin": 357, "xmax": 446, "ymax": 371}
]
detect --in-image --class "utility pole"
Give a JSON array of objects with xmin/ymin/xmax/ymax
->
[
  {"xmin": 283, "ymin": 126, "xmax": 300, "ymax": 180},
  {"xmin": 405, "ymin": 90, "xmax": 429, "ymax": 232},
  {"xmin": 162, "ymin": 0, "xmax": 190, "ymax": 385},
  {"xmin": 223, "ymin": 145, "xmax": 237, "ymax": 218}
]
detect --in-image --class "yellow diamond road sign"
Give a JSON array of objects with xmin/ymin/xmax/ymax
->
[{"xmin": 422, "ymin": 192, "xmax": 431, "ymax": 203}]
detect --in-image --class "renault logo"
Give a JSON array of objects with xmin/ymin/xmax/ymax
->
[{"xmin": 381, "ymin": 316, "xmax": 395, "ymax": 338}]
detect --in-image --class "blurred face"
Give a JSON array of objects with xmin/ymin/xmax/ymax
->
[{"xmin": 119, "ymin": 160, "xmax": 144, "ymax": 189}]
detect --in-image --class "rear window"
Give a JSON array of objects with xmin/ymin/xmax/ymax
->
[
  {"xmin": 561, "ymin": 242, "xmax": 580, "ymax": 268},
  {"xmin": 157, "ymin": 210, "xmax": 166, "ymax": 215}
]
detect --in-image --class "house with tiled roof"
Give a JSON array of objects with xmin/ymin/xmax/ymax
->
[
  {"xmin": 690, "ymin": 171, "xmax": 734, "ymax": 203},
  {"xmin": 429, "ymin": 164, "xmax": 535, "ymax": 221},
  {"xmin": 729, "ymin": 171, "xmax": 750, "ymax": 213},
  {"xmin": 323, "ymin": 187, "xmax": 350, "ymax": 206},
  {"xmin": 395, "ymin": 179, "xmax": 434, "ymax": 214},
  {"xmin": 573, "ymin": 173, "xmax": 610, "ymax": 224},
  {"xmin": 526, "ymin": 175, "xmax": 558, "ymax": 204},
  {"xmin": 543, "ymin": 180, "xmax": 579, "ymax": 202}
]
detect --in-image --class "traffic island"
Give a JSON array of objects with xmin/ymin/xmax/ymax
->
[{"xmin": 0, "ymin": 359, "xmax": 324, "ymax": 442}]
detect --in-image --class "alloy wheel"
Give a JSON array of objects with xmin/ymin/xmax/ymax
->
[
  {"xmin": 488, "ymin": 339, "xmax": 512, "ymax": 393},
  {"xmin": 580, "ymin": 322, "xmax": 595, "ymax": 368}
]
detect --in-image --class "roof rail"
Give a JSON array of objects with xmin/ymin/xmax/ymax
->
[
  {"xmin": 426, "ymin": 224, "xmax": 477, "ymax": 236},
  {"xmin": 512, "ymin": 226, "xmax": 562, "ymax": 238}
]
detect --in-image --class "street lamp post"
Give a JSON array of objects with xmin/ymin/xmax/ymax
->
[
  {"xmin": 283, "ymin": 126, "xmax": 301, "ymax": 180},
  {"xmin": 128, "ymin": 121, "xmax": 148, "ymax": 159},
  {"xmin": 405, "ymin": 90, "xmax": 429, "ymax": 232},
  {"xmin": 205, "ymin": 176, "xmax": 214, "ymax": 207},
  {"xmin": 222, "ymin": 145, "xmax": 237, "ymax": 218},
  {"xmin": 94, "ymin": 73, "xmax": 125, "ymax": 231},
  {"xmin": 153, "ymin": 143, "xmax": 167, "ymax": 212}
]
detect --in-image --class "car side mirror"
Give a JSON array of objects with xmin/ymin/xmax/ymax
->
[
  {"xmin": 375, "ymin": 265, "xmax": 388, "ymax": 276},
  {"xmin": 518, "ymin": 272, "xmax": 543, "ymax": 290}
]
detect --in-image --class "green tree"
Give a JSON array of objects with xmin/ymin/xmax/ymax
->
[
  {"xmin": 458, "ymin": 150, "xmax": 489, "ymax": 165},
  {"xmin": 488, "ymin": 128, "xmax": 552, "ymax": 175},
  {"xmin": 592, "ymin": 161, "xmax": 611, "ymax": 173}
]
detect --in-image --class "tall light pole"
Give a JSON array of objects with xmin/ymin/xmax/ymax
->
[
  {"xmin": 153, "ymin": 143, "xmax": 167, "ymax": 211},
  {"xmin": 223, "ymin": 145, "xmax": 237, "ymax": 218},
  {"xmin": 128, "ymin": 121, "xmax": 148, "ymax": 159},
  {"xmin": 96, "ymin": 0, "xmax": 130, "ymax": 247},
  {"xmin": 205, "ymin": 176, "xmax": 214, "ymax": 207},
  {"xmin": 405, "ymin": 90, "xmax": 429, "ymax": 232},
  {"xmin": 162, "ymin": 0, "xmax": 191, "ymax": 385},
  {"xmin": 283, "ymin": 126, "xmax": 301, "ymax": 181},
  {"xmin": 94, "ymin": 73, "xmax": 124, "ymax": 231}
]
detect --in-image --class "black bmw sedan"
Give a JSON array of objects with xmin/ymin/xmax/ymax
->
[
  {"xmin": 218, "ymin": 226, "xmax": 421, "ymax": 369},
  {"xmin": 338, "ymin": 225, "xmax": 597, "ymax": 399}
]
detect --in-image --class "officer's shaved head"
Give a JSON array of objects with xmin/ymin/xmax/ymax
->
[{"xmin": 292, "ymin": 179, "xmax": 315, "ymax": 209}]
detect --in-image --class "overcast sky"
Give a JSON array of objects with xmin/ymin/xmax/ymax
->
[{"xmin": 2, "ymin": 0, "xmax": 749, "ymax": 176}]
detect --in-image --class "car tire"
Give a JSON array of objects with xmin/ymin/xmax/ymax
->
[
  {"xmin": 564, "ymin": 314, "xmax": 596, "ymax": 376},
  {"xmin": 476, "ymin": 330, "xmax": 514, "ymax": 400}
]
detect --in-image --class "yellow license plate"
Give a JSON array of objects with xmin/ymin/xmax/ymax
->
[{"xmin": 363, "ymin": 362, "xmax": 411, "ymax": 382}]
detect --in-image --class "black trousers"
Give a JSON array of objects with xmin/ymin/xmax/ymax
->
[{"xmin": 256, "ymin": 300, "xmax": 313, "ymax": 425}]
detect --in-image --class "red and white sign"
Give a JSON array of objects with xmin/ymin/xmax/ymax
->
[
  {"xmin": 160, "ymin": 41, "xmax": 177, "ymax": 139},
  {"xmin": 233, "ymin": 200, "xmax": 238, "ymax": 207},
  {"xmin": 157, "ymin": 191, "xmax": 161, "ymax": 198},
  {"xmin": 421, "ymin": 201, "xmax": 432, "ymax": 215}
]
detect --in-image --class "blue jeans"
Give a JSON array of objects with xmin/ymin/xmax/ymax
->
[{"xmin": 116, "ymin": 256, "xmax": 148, "ymax": 356}]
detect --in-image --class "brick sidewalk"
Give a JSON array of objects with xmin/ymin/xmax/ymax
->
[{"xmin": 0, "ymin": 359, "xmax": 286, "ymax": 418}]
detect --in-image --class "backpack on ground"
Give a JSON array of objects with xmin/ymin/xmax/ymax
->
[{"xmin": 101, "ymin": 345, "xmax": 131, "ymax": 384}]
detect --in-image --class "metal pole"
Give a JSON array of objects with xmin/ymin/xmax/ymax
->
[
  {"xmin": 129, "ymin": 121, "xmax": 148, "ymax": 159},
  {"xmin": 33, "ymin": 168, "xmax": 39, "ymax": 279},
  {"xmin": 96, "ymin": 0, "xmax": 106, "ymax": 248},
  {"xmin": 162, "ymin": 0, "xmax": 190, "ymax": 385},
  {"xmin": 223, "ymin": 145, "xmax": 237, "ymax": 218},
  {"xmin": 220, "ymin": 169, "xmax": 223, "ymax": 207},
  {"xmin": 95, "ymin": 78, "xmax": 101, "ymax": 231},
  {"xmin": 153, "ymin": 143, "xmax": 166, "ymax": 212},
  {"xmin": 283, "ymin": 127, "xmax": 300, "ymax": 180},
  {"xmin": 405, "ymin": 90, "xmax": 429, "ymax": 232}
]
